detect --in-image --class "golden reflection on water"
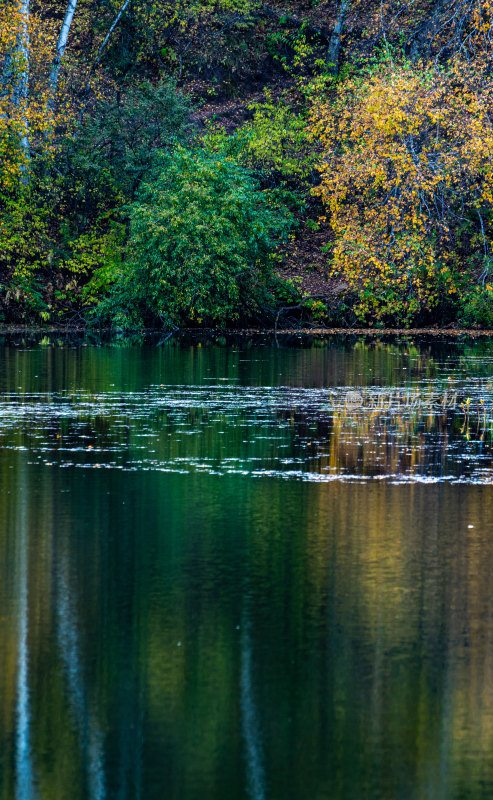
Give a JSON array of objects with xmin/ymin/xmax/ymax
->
[{"xmin": 1, "ymin": 471, "xmax": 492, "ymax": 798}]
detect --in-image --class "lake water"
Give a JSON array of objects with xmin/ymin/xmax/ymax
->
[{"xmin": 1, "ymin": 333, "xmax": 493, "ymax": 799}]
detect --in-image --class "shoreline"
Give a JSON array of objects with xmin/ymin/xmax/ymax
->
[{"xmin": 1, "ymin": 326, "xmax": 493, "ymax": 337}]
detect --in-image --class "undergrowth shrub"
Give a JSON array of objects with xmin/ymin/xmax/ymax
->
[
  {"xmin": 458, "ymin": 284, "xmax": 493, "ymax": 328},
  {"xmin": 242, "ymin": 92, "xmax": 316, "ymax": 184},
  {"xmin": 0, "ymin": 189, "xmax": 51, "ymax": 320}
]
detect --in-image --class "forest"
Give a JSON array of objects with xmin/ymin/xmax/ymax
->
[{"xmin": 1, "ymin": 0, "xmax": 493, "ymax": 329}]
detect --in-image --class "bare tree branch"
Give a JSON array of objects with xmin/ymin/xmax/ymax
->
[{"xmin": 78, "ymin": 0, "xmax": 131, "ymax": 125}]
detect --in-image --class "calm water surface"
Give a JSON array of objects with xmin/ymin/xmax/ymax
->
[{"xmin": 0, "ymin": 334, "xmax": 493, "ymax": 799}]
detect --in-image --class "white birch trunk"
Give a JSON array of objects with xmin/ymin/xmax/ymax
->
[
  {"xmin": 12, "ymin": 0, "xmax": 30, "ymax": 183},
  {"xmin": 48, "ymin": 0, "xmax": 78, "ymax": 113}
]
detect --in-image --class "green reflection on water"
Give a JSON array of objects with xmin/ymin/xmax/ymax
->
[{"xmin": 0, "ymin": 336, "xmax": 492, "ymax": 800}]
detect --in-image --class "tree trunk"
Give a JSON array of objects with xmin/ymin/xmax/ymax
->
[
  {"xmin": 48, "ymin": 0, "xmax": 78, "ymax": 113},
  {"xmin": 9, "ymin": 0, "xmax": 30, "ymax": 183},
  {"xmin": 408, "ymin": 0, "xmax": 445, "ymax": 61},
  {"xmin": 327, "ymin": 0, "xmax": 350, "ymax": 75}
]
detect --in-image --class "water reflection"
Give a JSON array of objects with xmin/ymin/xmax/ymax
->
[
  {"xmin": 0, "ymin": 337, "xmax": 492, "ymax": 799},
  {"xmin": 240, "ymin": 604, "xmax": 266, "ymax": 800},
  {"xmin": 0, "ymin": 381, "xmax": 492, "ymax": 482},
  {"xmin": 15, "ymin": 484, "xmax": 36, "ymax": 800},
  {"xmin": 56, "ymin": 548, "xmax": 105, "ymax": 799}
]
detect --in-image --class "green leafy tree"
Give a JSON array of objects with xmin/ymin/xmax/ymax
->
[
  {"xmin": 65, "ymin": 80, "xmax": 193, "ymax": 222},
  {"xmin": 92, "ymin": 145, "xmax": 296, "ymax": 327}
]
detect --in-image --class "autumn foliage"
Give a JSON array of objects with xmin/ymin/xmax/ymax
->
[
  {"xmin": 1, "ymin": 0, "xmax": 493, "ymax": 326},
  {"xmin": 0, "ymin": 0, "xmax": 59, "ymax": 190},
  {"xmin": 312, "ymin": 57, "xmax": 493, "ymax": 321}
]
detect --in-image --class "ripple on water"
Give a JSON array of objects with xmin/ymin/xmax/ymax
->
[{"xmin": 0, "ymin": 383, "xmax": 492, "ymax": 483}]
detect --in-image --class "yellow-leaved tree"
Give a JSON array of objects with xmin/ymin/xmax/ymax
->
[
  {"xmin": 311, "ymin": 59, "xmax": 493, "ymax": 322},
  {"xmin": 0, "ymin": 0, "xmax": 62, "ymax": 189}
]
